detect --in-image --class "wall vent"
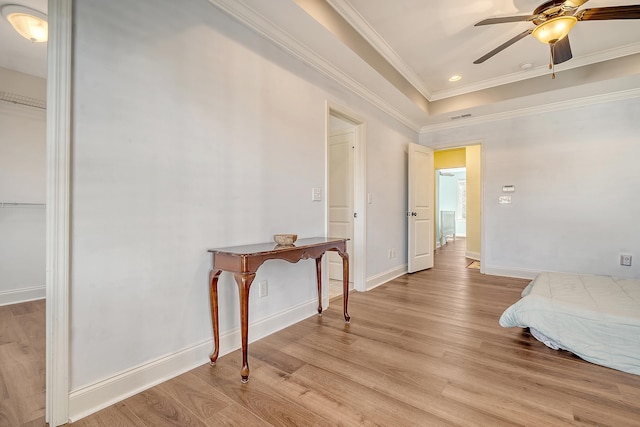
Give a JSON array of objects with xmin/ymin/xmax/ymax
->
[
  {"xmin": 450, "ymin": 113, "xmax": 472, "ymax": 120},
  {"xmin": 0, "ymin": 91, "xmax": 46, "ymax": 110}
]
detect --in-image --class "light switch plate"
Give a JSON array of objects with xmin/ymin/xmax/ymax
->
[{"xmin": 312, "ymin": 187, "xmax": 322, "ymax": 201}]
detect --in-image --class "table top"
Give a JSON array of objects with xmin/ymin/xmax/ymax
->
[{"xmin": 208, "ymin": 237, "xmax": 347, "ymax": 256}]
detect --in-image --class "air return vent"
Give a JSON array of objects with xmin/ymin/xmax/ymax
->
[{"xmin": 450, "ymin": 113, "xmax": 472, "ymax": 121}]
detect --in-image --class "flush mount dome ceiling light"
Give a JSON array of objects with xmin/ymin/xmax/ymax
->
[{"xmin": 2, "ymin": 4, "xmax": 48, "ymax": 43}]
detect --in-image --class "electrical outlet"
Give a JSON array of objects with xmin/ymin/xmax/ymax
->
[
  {"xmin": 620, "ymin": 254, "xmax": 632, "ymax": 267},
  {"xmin": 259, "ymin": 280, "xmax": 268, "ymax": 297},
  {"xmin": 388, "ymin": 249, "xmax": 393, "ymax": 259},
  {"xmin": 391, "ymin": 248, "xmax": 396, "ymax": 259}
]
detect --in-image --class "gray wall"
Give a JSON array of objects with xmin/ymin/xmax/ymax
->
[
  {"xmin": 70, "ymin": 0, "xmax": 416, "ymax": 397},
  {"xmin": 422, "ymin": 96, "xmax": 640, "ymax": 279}
]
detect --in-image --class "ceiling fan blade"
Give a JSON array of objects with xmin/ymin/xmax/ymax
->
[
  {"xmin": 475, "ymin": 15, "xmax": 537, "ymax": 26},
  {"xmin": 563, "ymin": 0, "xmax": 589, "ymax": 8},
  {"xmin": 473, "ymin": 29, "xmax": 533, "ymax": 64},
  {"xmin": 577, "ymin": 5, "xmax": 640, "ymax": 21},
  {"xmin": 552, "ymin": 36, "xmax": 572, "ymax": 64}
]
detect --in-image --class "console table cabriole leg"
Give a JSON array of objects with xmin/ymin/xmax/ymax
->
[
  {"xmin": 209, "ymin": 269, "xmax": 222, "ymax": 365},
  {"xmin": 234, "ymin": 272, "xmax": 256, "ymax": 383},
  {"xmin": 339, "ymin": 252, "xmax": 350, "ymax": 323},
  {"xmin": 315, "ymin": 256, "xmax": 323, "ymax": 315}
]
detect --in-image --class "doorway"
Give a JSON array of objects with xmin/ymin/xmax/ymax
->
[
  {"xmin": 436, "ymin": 167, "xmax": 466, "ymax": 248},
  {"xmin": 433, "ymin": 145, "xmax": 482, "ymax": 265},
  {"xmin": 0, "ymin": 8, "xmax": 48, "ymax": 426},
  {"xmin": 326, "ymin": 104, "xmax": 366, "ymax": 301},
  {"xmin": 328, "ymin": 120, "xmax": 355, "ymax": 296}
]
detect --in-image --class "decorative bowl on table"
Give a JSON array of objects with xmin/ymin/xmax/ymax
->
[{"xmin": 273, "ymin": 234, "xmax": 297, "ymax": 246}]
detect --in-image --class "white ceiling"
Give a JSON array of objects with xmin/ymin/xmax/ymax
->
[
  {"xmin": 212, "ymin": 0, "xmax": 640, "ymax": 130},
  {"xmin": 339, "ymin": 0, "xmax": 640, "ymax": 99},
  {"xmin": 2, "ymin": 0, "xmax": 639, "ymax": 130}
]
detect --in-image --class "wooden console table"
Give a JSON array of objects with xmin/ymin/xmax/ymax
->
[{"xmin": 208, "ymin": 237, "xmax": 350, "ymax": 383}]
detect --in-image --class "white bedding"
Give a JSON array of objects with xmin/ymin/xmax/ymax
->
[{"xmin": 499, "ymin": 272, "xmax": 640, "ymax": 375}]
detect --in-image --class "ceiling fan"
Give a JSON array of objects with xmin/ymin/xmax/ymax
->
[{"xmin": 473, "ymin": 0, "xmax": 640, "ymax": 74}]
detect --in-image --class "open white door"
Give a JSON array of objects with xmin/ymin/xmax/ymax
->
[
  {"xmin": 408, "ymin": 143, "xmax": 434, "ymax": 273},
  {"xmin": 328, "ymin": 129, "xmax": 355, "ymax": 282}
]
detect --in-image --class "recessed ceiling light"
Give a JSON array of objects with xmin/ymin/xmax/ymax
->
[
  {"xmin": 448, "ymin": 75, "xmax": 462, "ymax": 82},
  {"xmin": 520, "ymin": 62, "xmax": 534, "ymax": 70}
]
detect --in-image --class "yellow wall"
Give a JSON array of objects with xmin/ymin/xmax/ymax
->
[
  {"xmin": 433, "ymin": 145, "xmax": 481, "ymax": 259},
  {"xmin": 465, "ymin": 145, "xmax": 481, "ymax": 258},
  {"xmin": 434, "ymin": 147, "xmax": 465, "ymax": 169}
]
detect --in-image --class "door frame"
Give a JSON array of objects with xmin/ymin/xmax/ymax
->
[
  {"xmin": 432, "ymin": 140, "xmax": 485, "ymax": 271},
  {"xmin": 46, "ymin": 0, "xmax": 72, "ymax": 425},
  {"xmin": 326, "ymin": 102, "xmax": 366, "ymax": 294}
]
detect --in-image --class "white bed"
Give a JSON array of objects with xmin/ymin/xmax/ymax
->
[{"xmin": 499, "ymin": 272, "xmax": 640, "ymax": 375}]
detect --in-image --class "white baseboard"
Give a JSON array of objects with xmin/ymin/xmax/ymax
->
[
  {"xmin": 0, "ymin": 286, "xmax": 45, "ymax": 306},
  {"xmin": 68, "ymin": 299, "xmax": 319, "ymax": 422},
  {"xmin": 482, "ymin": 265, "xmax": 540, "ymax": 280},
  {"xmin": 465, "ymin": 251, "xmax": 480, "ymax": 261},
  {"xmin": 365, "ymin": 265, "xmax": 407, "ymax": 291}
]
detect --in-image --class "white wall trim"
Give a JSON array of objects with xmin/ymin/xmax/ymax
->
[
  {"xmin": 45, "ymin": 0, "xmax": 72, "ymax": 425},
  {"xmin": 325, "ymin": 0, "xmax": 432, "ymax": 100},
  {"xmin": 69, "ymin": 299, "xmax": 320, "ymax": 422},
  {"xmin": 0, "ymin": 286, "xmax": 45, "ymax": 306},
  {"xmin": 207, "ymin": 0, "xmax": 421, "ymax": 132},
  {"xmin": 482, "ymin": 265, "xmax": 540, "ymax": 280},
  {"xmin": 68, "ymin": 339, "xmax": 212, "ymax": 423},
  {"xmin": 421, "ymin": 87, "xmax": 640, "ymax": 134},
  {"xmin": 431, "ymin": 43, "xmax": 640, "ymax": 101},
  {"xmin": 365, "ymin": 265, "xmax": 407, "ymax": 291}
]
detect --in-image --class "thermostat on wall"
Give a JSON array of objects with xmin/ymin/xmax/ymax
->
[
  {"xmin": 502, "ymin": 185, "xmax": 515, "ymax": 192},
  {"xmin": 499, "ymin": 195, "xmax": 512, "ymax": 204}
]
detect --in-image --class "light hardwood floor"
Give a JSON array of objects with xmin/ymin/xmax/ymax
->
[
  {"xmin": 6, "ymin": 239, "xmax": 640, "ymax": 426},
  {"xmin": 0, "ymin": 298, "xmax": 46, "ymax": 426}
]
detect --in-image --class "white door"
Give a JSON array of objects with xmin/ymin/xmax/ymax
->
[
  {"xmin": 408, "ymin": 143, "xmax": 434, "ymax": 273},
  {"xmin": 328, "ymin": 129, "xmax": 354, "ymax": 282}
]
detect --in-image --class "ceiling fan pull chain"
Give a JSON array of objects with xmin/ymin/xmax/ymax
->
[{"xmin": 550, "ymin": 42, "xmax": 556, "ymax": 79}]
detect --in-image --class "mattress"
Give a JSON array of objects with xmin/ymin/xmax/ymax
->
[{"xmin": 499, "ymin": 272, "xmax": 640, "ymax": 375}]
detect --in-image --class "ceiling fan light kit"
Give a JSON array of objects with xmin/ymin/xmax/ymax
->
[
  {"xmin": 531, "ymin": 16, "xmax": 577, "ymax": 44},
  {"xmin": 2, "ymin": 4, "xmax": 48, "ymax": 43},
  {"xmin": 473, "ymin": 0, "xmax": 640, "ymax": 78}
]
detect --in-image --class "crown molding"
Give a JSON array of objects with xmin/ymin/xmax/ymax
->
[
  {"xmin": 431, "ymin": 42, "xmax": 640, "ymax": 101},
  {"xmin": 421, "ymin": 87, "xmax": 640, "ymax": 133},
  {"xmin": 207, "ymin": 0, "xmax": 422, "ymax": 132},
  {"xmin": 298, "ymin": 1, "xmax": 640, "ymax": 104},
  {"xmin": 326, "ymin": 0, "xmax": 432, "ymax": 100}
]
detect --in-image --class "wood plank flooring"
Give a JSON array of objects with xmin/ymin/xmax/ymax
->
[
  {"xmin": 0, "ymin": 299, "xmax": 46, "ymax": 426},
  {"xmin": 6, "ymin": 239, "xmax": 640, "ymax": 426}
]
